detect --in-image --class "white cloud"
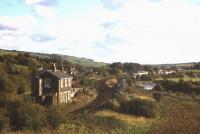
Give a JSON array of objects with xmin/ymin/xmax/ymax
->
[
  {"xmin": 34, "ymin": 5, "xmax": 57, "ymax": 18},
  {"xmin": 24, "ymin": 0, "xmax": 57, "ymax": 18},
  {"xmin": 0, "ymin": 15, "xmax": 36, "ymax": 31},
  {"xmin": 1, "ymin": 0, "xmax": 200, "ymax": 64},
  {"xmin": 24, "ymin": 0, "xmax": 57, "ymax": 6},
  {"xmin": 24, "ymin": 0, "xmax": 44, "ymax": 5},
  {"xmin": 101, "ymin": 0, "xmax": 130, "ymax": 9},
  {"xmin": 93, "ymin": 0, "xmax": 200, "ymax": 63}
]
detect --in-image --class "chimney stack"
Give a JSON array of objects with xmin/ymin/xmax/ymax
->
[{"xmin": 61, "ymin": 59, "xmax": 64, "ymax": 72}]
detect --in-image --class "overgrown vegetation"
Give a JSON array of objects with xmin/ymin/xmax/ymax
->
[
  {"xmin": 0, "ymin": 49, "xmax": 200, "ymax": 134},
  {"xmin": 155, "ymin": 80, "xmax": 200, "ymax": 95},
  {"xmin": 106, "ymin": 92, "xmax": 159, "ymax": 118}
]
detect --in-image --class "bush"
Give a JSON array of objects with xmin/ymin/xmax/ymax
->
[
  {"xmin": 17, "ymin": 79, "xmax": 29, "ymax": 94},
  {"xmin": 123, "ymin": 98, "xmax": 158, "ymax": 118},
  {"xmin": 159, "ymin": 80, "xmax": 200, "ymax": 95},
  {"xmin": 0, "ymin": 72, "xmax": 14, "ymax": 93},
  {"xmin": 114, "ymin": 92, "xmax": 130, "ymax": 103},
  {"xmin": 106, "ymin": 99, "xmax": 120, "ymax": 112},
  {"xmin": 0, "ymin": 93, "xmax": 7, "ymax": 107},
  {"xmin": 0, "ymin": 109, "xmax": 10, "ymax": 131},
  {"xmin": 47, "ymin": 105, "xmax": 66, "ymax": 128},
  {"xmin": 7, "ymin": 100, "xmax": 47, "ymax": 130},
  {"xmin": 140, "ymin": 75, "xmax": 153, "ymax": 81},
  {"xmin": 80, "ymin": 76, "xmax": 95, "ymax": 88},
  {"xmin": 153, "ymin": 83, "xmax": 164, "ymax": 91}
]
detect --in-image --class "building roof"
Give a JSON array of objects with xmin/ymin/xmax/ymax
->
[{"xmin": 41, "ymin": 70, "xmax": 73, "ymax": 79}]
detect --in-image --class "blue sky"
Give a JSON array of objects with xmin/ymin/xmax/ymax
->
[{"xmin": 0, "ymin": 0, "xmax": 200, "ymax": 64}]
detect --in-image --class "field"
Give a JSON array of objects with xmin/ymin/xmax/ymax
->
[
  {"xmin": 0, "ymin": 49, "xmax": 18, "ymax": 56},
  {"xmin": 183, "ymin": 70, "xmax": 200, "ymax": 73},
  {"xmin": 168, "ymin": 77, "xmax": 200, "ymax": 82},
  {"xmin": 149, "ymin": 93, "xmax": 200, "ymax": 134}
]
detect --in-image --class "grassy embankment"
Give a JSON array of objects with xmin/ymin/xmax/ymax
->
[{"xmin": 148, "ymin": 92, "xmax": 200, "ymax": 134}]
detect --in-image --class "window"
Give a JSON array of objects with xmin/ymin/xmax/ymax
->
[
  {"xmin": 61, "ymin": 79, "xmax": 65, "ymax": 88},
  {"xmin": 65, "ymin": 79, "xmax": 67, "ymax": 87},
  {"xmin": 62, "ymin": 79, "xmax": 65, "ymax": 88},
  {"xmin": 44, "ymin": 78, "xmax": 51, "ymax": 88},
  {"xmin": 68, "ymin": 79, "xmax": 71, "ymax": 87},
  {"xmin": 61, "ymin": 78, "xmax": 72, "ymax": 88}
]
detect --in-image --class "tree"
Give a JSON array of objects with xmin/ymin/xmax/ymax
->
[
  {"xmin": 123, "ymin": 63, "xmax": 142, "ymax": 74},
  {"xmin": 193, "ymin": 62, "xmax": 200, "ymax": 70},
  {"xmin": 109, "ymin": 62, "xmax": 123, "ymax": 75},
  {"xmin": 140, "ymin": 74, "xmax": 153, "ymax": 81}
]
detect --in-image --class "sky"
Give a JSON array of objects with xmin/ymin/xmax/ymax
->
[{"xmin": 0, "ymin": 0, "xmax": 200, "ymax": 64}]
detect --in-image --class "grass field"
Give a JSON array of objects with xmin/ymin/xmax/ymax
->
[
  {"xmin": 0, "ymin": 49, "xmax": 18, "ymax": 56},
  {"xmin": 95, "ymin": 110, "xmax": 159, "ymax": 134},
  {"xmin": 168, "ymin": 77, "xmax": 200, "ymax": 82},
  {"xmin": 148, "ymin": 93, "xmax": 200, "ymax": 134},
  {"xmin": 183, "ymin": 70, "xmax": 200, "ymax": 73}
]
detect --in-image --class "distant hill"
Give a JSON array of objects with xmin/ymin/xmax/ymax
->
[
  {"xmin": 0, "ymin": 49, "xmax": 106, "ymax": 67},
  {"xmin": 146, "ymin": 62, "xmax": 196, "ymax": 68}
]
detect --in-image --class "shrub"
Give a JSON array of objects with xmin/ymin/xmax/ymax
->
[
  {"xmin": 153, "ymin": 83, "xmax": 164, "ymax": 91},
  {"xmin": 0, "ymin": 109, "xmax": 10, "ymax": 131},
  {"xmin": 47, "ymin": 105, "xmax": 66, "ymax": 128},
  {"xmin": 140, "ymin": 75, "xmax": 153, "ymax": 81},
  {"xmin": 107, "ymin": 99, "xmax": 120, "ymax": 112},
  {"xmin": 7, "ymin": 100, "xmax": 47, "ymax": 130},
  {"xmin": 17, "ymin": 79, "xmax": 29, "ymax": 94},
  {"xmin": 123, "ymin": 98, "xmax": 158, "ymax": 118},
  {"xmin": 80, "ymin": 76, "xmax": 95, "ymax": 88},
  {"xmin": 114, "ymin": 92, "xmax": 130, "ymax": 103},
  {"xmin": 0, "ymin": 72, "xmax": 14, "ymax": 93},
  {"xmin": 0, "ymin": 93, "xmax": 6, "ymax": 107}
]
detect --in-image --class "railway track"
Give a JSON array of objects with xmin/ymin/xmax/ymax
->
[{"xmin": 69, "ymin": 79, "xmax": 114, "ymax": 115}]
